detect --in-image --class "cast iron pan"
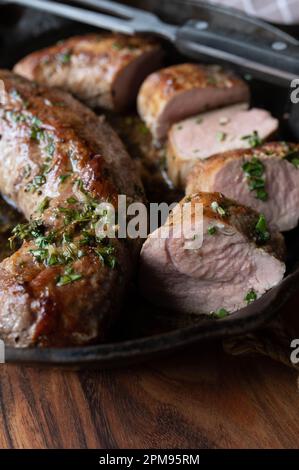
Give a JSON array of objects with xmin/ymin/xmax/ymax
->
[{"xmin": 1, "ymin": 2, "xmax": 299, "ymax": 366}]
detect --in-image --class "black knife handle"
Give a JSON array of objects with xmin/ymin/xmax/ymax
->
[{"xmin": 174, "ymin": 3, "xmax": 299, "ymax": 86}]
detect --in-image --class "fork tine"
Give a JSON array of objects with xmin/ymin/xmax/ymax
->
[
  {"xmin": 71, "ymin": 0, "xmax": 153, "ymax": 20},
  {"xmin": 7, "ymin": 0, "xmax": 136, "ymax": 33}
]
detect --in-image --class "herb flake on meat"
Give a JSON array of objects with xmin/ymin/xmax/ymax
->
[
  {"xmin": 285, "ymin": 150, "xmax": 299, "ymax": 168},
  {"xmin": 254, "ymin": 214, "xmax": 270, "ymax": 244},
  {"xmin": 216, "ymin": 131, "xmax": 227, "ymax": 142},
  {"xmin": 212, "ymin": 308, "xmax": 229, "ymax": 318},
  {"xmin": 245, "ymin": 289, "xmax": 257, "ymax": 304},
  {"xmin": 56, "ymin": 267, "xmax": 82, "ymax": 287},
  {"xmin": 211, "ymin": 201, "xmax": 227, "ymax": 217},
  {"xmin": 38, "ymin": 197, "xmax": 50, "ymax": 214},
  {"xmin": 242, "ymin": 157, "xmax": 268, "ymax": 201},
  {"xmin": 241, "ymin": 130, "xmax": 262, "ymax": 148},
  {"xmin": 207, "ymin": 226, "xmax": 217, "ymax": 235}
]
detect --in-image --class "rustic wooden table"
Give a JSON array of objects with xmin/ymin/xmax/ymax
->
[{"xmin": 1, "ymin": 339, "xmax": 299, "ymax": 449}]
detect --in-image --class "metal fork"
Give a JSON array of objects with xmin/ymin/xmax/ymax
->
[
  {"xmin": 3, "ymin": 0, "xmax": 177, "ymax": 38},
  {"xmin": 1, "ymin": 0, "xmax": 299, "ymax": 86}
]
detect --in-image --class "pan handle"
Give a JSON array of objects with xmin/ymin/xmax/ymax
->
[{"xmin": 175, "ymin": 3, "xmax": 299, "ymax": 86}]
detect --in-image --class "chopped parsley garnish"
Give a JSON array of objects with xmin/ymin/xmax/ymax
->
[
  {"xmin": 11, "ymin": 176, "xmax": 118, "ymax": 273},
  {"xmin": 254, "ymin": 214, "xmax": 270, "ymax": 244},
  {"xmin": 242, "ymin": 157, "xmax": 268, "ymax": 201},
  {"xmin": 208, "ymin": 226, "xmax": 217, "ymax": 235},
  {"xmin": 7, "ymin": 110, "xmax": 55, "ymax": 159},
  {"xmin": 66, "ymin": 196, "xmax": 77, "ymax": 204},
  {"xmin": 56, "ymin": 267, "xmax": 82, "ymax": 287},
  {"xmin": 29, "ymin": 248, "xmax": 49, "ymax": 263},
  {"xmin": 216, "ymin": 131, "xmax": 227, "ymax": 142},
  {"xmin": 26, "ymin": 158, "xmax": 53, "ymax": 194},
  {"xmin": 138, "ymin": 123, "xmax": 149, "ymax": 135},
  {"xmin": 38, "ymin": 197, "xmax": 50, "ymax": 214},
  {"xmin": 23, "ymin": 164, "xmax": 32, "ymax": 178},
  {"xmin": 6, "ymin": 110, "xmax": 27, "ymax": 124},
  {"xmin": 57, "ymin": 201, "xmax": 98, "ymax": 226},
  {"xmin": 95, "ymin": 244, "xmax": 116, "ymax": 269},
  {"xmin": 59, "ymin": 173, "xmax": 72, "ymax": 184},
  {"xmin": 245, "ymin": 289, "xmax": 257, "ymax": 304},
  {"xmin": 212, "ymin": 308, "xmax": 229, "ymax": 318},
  {"xmin": 9, "ymin": 220, "xmax": 45, "ymax": 249},
  {"xmin": 57, "ymin": 52, "xmax": 72, "ymax": 64},
  {"xmin": 45, "ymin": 138, "xmax": 55, "ymax": 157},
  {"xmin": 211, "ymin": 201, "xmax": 227, "ymax": 217},
  {"xmin": 285, "ymin": 150, "xmax": 299, "ymax": 168},
  {"xmin": 195, "ymin": 116, "xmax": 203, "ymax": 124},
  {"xmin": 25, "ymin": 174, "xmax": 47, "ymax": 193},
  {"xmin": 30, "ymin": 117, "xmax": 45, "ymax": 141},
  {"xmin": 206, "ymin": 76, "xmax": 217, "ymax": 85},
  {"xmin": 10, "ymin": 89, "xmax": 22, "ymax": 101},
  {"xmin": 112, "ymin": 42, "xmax": 122, "ymax": 50},
  {"xmin": 241, "ymin": 131, "xmax": 262, "ymax": 148}
]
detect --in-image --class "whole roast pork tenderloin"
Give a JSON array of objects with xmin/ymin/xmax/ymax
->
[
  {"xmin": 14, "ymin": 33, "xmax": 163, "ymax": 111},
  {"xmin": 0, "ymin": 70, "xmax": 145, "ymax": 347}
]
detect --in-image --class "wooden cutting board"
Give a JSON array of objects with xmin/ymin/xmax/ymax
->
[{"xmin": 1, "ymin": 339, "xmax": 299, "ymax": 449}]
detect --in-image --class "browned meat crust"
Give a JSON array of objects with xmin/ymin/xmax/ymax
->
[
  {"xmin": 0, "ymin": 70, "xmax": 145, "ymax": 347},
  {"xmin": 14, "ymin": 33, "xmax": 163, "ymax": 111}
]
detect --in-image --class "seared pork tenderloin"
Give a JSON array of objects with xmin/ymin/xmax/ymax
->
[
  {"xmin": 186, "ymin": 143, "xmax": 299, "ymax": 232},
  {"xmin": 140, "ymin": 192, "xmax": 285, "ymax": 315},
  {"xmin": 0, "ymin": 70, "xmax": 144, "ymax": 347},
  {"xmin": 167, "ymin": 104, "xmax": 278, "ymax": 188},
  {"xmin": 14, "ymin": 33, "xmax": 163, "ymax": 111},
  {"xmin": 137, "ymin": 63, "xmax": 249, "ymax": 141}
]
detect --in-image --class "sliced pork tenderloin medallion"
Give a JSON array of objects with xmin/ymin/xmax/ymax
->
[
  {"xmin": 137, "ymin": 63, "xmax": 249, "ymax": 142},
  {"xmin": 140, "ymin": 192, "xmax": 285, "ymax": 316},
  {"xmin": 186, "ymin": 142, "xmax": 299, "ymax": 232},
  {"xmin": 14, "ymin": 33, "xmax": 163, "ymax": 111},
  {"xmin": 167, "ymin": 103, "xmax": 278, "ymax": 187},
  {"xmin": 0, "ymin": 70, "xmax": 145, "ymax": 347}
]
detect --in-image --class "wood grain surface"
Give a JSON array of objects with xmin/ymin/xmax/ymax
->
[{"xmin": 0, "ymin": 340, "xmax": 299, "ymax": 449}]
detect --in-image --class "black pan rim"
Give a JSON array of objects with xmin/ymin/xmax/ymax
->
[{"xmin": 5, "ymin": 266, "xmax": 298, "ymax": 366}]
